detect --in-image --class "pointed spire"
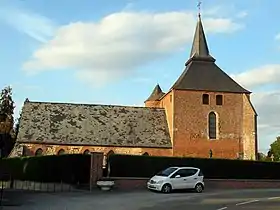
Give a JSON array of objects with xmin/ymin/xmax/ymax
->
[
  {"xmin": 145, "ymin": 84, "xmax": 165, "ymax": 101},
  {"xmin": 189, "ymin": 14, "xmax": 215, "ymax": 62}
]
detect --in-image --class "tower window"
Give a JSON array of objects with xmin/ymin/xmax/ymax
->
[
  {"xmin": 170, "ymin": 95, "xmax": 172, "ymax": 102},
  {"xmin": 202, "ymin": 94, "xmax": 209, "ymax": 105},
  {"xmin": 208, "ymin": 112, "xmax": 217, "ymax": 139},
  {"xmin": 216, "ymin": 95, "xmax": 223, "ymax": 105}
]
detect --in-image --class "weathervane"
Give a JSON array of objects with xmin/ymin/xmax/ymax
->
[{"xmin": 197, "ymin": 0, "xmax": 202, "ymax": 17}]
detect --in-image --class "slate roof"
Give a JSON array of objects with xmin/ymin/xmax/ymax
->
[
  {"xmin": 16, "ymin": 101, "xmax": 172, "ymax": 148},
  {"xmin": 171, "ymin": 15, "xmax": 251, "ymax": 94},
  {"xmin": 145, "ymin": 84, "xmax": 165, "ymax": 101},
  {"xmin": 171, "ymin": 60, "xmax": 251, "ymax": 93}
]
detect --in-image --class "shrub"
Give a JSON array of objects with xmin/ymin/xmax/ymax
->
[
  {"xmin": 0, "ymin": 154, "xmax": 91, "ymax": 184},
  {"xmin": 108, "ymin": 154, "xmax": 280, "ymax": 179}
]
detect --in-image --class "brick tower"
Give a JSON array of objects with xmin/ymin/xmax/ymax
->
[{"xmin": 145, "ymin": 14, "xmax": 258, "ymax": 160}]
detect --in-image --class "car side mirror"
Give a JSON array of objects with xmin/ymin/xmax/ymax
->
[{"xmin": 175, "ymin": 175, "xmax": 181, "ymax": 178}]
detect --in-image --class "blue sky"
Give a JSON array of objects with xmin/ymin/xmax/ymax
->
[{"xmin": 0, "ymin": 0, "xmax": 280, "ymax": 153}]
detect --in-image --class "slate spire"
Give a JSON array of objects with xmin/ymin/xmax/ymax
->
[
  {"xmin": 189, "ymin": 14, "xmax": 215, "ymax": 61},
  {"xmin": 145, "ymin": 84, "xmax": 165, "ymax": 101},
  {"xmin": 170, "ymin": 13, "xmax": 250, "ymax": 94}
]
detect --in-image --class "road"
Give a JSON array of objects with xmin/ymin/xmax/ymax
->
[
  {"xmin": 1, "ymin": 189, "xmax": 280, "ymax": 210},
  {"xmin": 140, "ymin": 189, "xmax": 280, "ymax": 210}
]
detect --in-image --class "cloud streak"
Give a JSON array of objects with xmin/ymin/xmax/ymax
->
[{"xmin": 0, "ymin": 6, "xmax": 57, "ymax": 43}]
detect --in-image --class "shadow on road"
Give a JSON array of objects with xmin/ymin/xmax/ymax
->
[{"xmin": 0, "ymin": 189, "xmax": 36, "ymax": 208}]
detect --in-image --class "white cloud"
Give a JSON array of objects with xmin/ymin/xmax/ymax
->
[
  {"xmin": 0, "ymin": 6, "xmax": 56, "ymax": 43},
  {"xmin": 23, "ymin": 10, "xmax": 244, "ymax": 86},
  {"xmin": 231, "ymin": 64, "xmax": 280, "ymax": 89},
  {"xmin": 232, "ymin": 66, "xmax": 280, "ymax": 152},
  {"xmin": 275, "ymin": 33, "xmax": 280, "ymax": 40},
  {"xmin": 236, "ymin": 11, "xmax": 248, "ymax": 19},
  {"xmin": 251, "ymin": 91, "xmax": 280, "ymax": 151}
]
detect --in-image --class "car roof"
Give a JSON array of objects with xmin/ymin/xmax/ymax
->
[{"xmin": 174, "ymin": 166, "xmax": 200, "ymax": 170}]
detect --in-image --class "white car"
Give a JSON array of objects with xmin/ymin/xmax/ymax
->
[{"xmin": 147, "ymin": 166, "xmax": 204, "ymax": 193}]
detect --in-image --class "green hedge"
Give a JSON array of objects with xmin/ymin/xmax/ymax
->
[
  {"xmin": 0, "ymin": 154, "xmax": 91, "ymax": 184},
  {"xmin": 108, "ymin": 154, "xmax": 280, "ymax": 179}
]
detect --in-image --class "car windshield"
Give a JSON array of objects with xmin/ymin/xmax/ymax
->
[{"xmin": 156, "ymin": 167, "xmax": 177, "ymax": 176}]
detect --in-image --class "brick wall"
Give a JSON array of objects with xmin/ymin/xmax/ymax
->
[
  {"xmin": 242, "ymin": 94, "xmax": 257, "ymax": 160},
  {"xmin": 144, "ymin": 100, "xmax": 160, "ymax": 108},
  {"xmin": 13, "ymin": 143, "xmax": 173, "ymax": 157},
  {"xmin": 160, "ymin": 91, "xmax": 174, "ymax": 146},
  {"xmin": 170, "ymin": 90, "xmax": 244, "ymax": 159},
  {"xmin": 112, "ymin": 178, "xmax": 280, "ymax": 191}
]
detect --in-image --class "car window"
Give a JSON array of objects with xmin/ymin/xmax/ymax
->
[
  {"xmin": 171, "ymin": 169, "xmax": 198, "ymax": 178},
  {"xmin": 198, "ymin": 170, "xmax": 204, "ymax": 176},
  {"xmin": 156, "ymin": 167, "xmax": 178, "ymax": 176}
]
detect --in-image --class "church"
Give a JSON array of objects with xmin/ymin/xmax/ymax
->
[{"xmin": 10, "ymin": 14, "xmax": 258, "ymax": 160}]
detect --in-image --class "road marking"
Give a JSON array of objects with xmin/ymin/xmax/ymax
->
[
  {"xmin": 268, "ymin": 197, "xmax": 280, "ymax": 200},
  {"xmin": 216, "ymin": 207, "xmax": 227, "ymax": 210},
  {"xmin": 236, "ymin": 199, "xmax": 259, "ymax": 206}
]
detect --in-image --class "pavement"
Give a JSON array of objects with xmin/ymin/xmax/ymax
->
[{"xmin": 1, "ymin": 188, "xmax": 280, "ymax": 210}]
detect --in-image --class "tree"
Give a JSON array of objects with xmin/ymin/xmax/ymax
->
[
  {"xmin": 0, "ymin": 86, "xmax": 15, "ymax": 118},
  {"xmin": 14, "ymin": 111, "xmax": 21, "ymax": 139},
  {"xmin": 257, "ymin": 152, "xmax": 267, "ymax": 161},
  {"xmin": 269, "ymin": 136, "xmax": 280, "ymax": 161},
  {"xmin": 0, "ymin": 86, "xmax": 16, "ymax": 158}
]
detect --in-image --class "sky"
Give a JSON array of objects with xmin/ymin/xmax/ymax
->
[{"xmin": 0, "ymin": 0, "xmax": 279, "ymax": 154}]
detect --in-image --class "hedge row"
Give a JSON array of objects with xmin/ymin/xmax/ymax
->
[
  {"xmin": 108, "ymin": 154, "xmax": 280, "ymax": 179},
  {"xmin": 0, "ymin": 154, "xmax": 91, "ymax": 184}
]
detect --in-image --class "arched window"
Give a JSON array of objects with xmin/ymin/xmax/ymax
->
[
  {"xmin": 107, "ymin": 150, "xmax": 114, "ymax": 157},
  {"xmin": 83, "ymin": 149, "xmax": 90, "ymax": 155},
  {"xmin": 57, "ymin": 149, "xmax": 65, "ymax": 155},
  {"xmin": 208, "ymin": 112, "xmax": 217, "ymax": 139},
  {"xmin": 143, "ymin": 152, "xmax": 149, "ymax": 156},
  {"xmin": 35, "ymin": 148, "xmax": 43, "ymax": 156}
]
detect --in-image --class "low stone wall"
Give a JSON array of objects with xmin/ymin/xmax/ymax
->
[
  {"xmin": 0, "ymin": 180, "xmax": 75, "ymax": 192},
  {"xmin": 112, "ymin": 177, "xmax": 280, "ymax": 191}
]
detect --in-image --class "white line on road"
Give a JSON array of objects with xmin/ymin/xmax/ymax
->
[
  {"xmin": 236, "ymin": 199, "xmax": 259, "ymax": 206},
  {"xmin": 268, "ymin": 197, "xmax": 280, "ymax": 200},
  {"xmin": 216, "ymin": 207, "xmax": 227, "ymax": 210}
]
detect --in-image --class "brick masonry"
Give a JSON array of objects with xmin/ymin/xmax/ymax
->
[
  {"xmin": 145, "ymin": 89, "xmax": 257, "ymax": 160},
  {"xmin": 10, "ymin": 143, "xmax": 172, "ymax": 157},
  {"xmin": 112, "ymin": 178, "xmax": 280, "ymax": 191}
]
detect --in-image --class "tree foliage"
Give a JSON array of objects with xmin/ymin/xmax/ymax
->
[
  {"xmin": 269, "ymin": 136, "xmax": 280, "ymax": 161},
  {"xmin": 0, "ymin": 86, "xmax": 16, "ymax": 157},
  {"xmin": 0, "ymin": 86, "xmax": 15, "ymax": 117},
  {"xmin": 257, "ymin": 152, "xmax": 267, "ymax": 161}
]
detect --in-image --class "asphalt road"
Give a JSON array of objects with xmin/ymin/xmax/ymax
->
[{"xmin": 1, "ymin": 188, "xmax": 280, "ymax": 210}]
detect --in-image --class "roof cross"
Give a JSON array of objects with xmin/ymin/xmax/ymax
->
[{"xmin": 197, "ymin": 0, "xmax": 202, "ymax": 17}]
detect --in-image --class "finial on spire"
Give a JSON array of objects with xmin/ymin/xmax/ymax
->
[{"xmin": 197, "ymin": 0, "xmax": 202, "ymax": 17}]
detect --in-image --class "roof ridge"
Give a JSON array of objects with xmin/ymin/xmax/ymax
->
[{"xmin": 25, "ymin": 100, "xmax": 166, "ymax": 110}]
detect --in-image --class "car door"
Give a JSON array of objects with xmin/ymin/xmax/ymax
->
[
  {"xmin": 183, "ymin": 169, "xmax": 199, "ymax": 189},
  {"xmin": 170, "ymin": 169, "xmax": 190, "ymax": 189}
]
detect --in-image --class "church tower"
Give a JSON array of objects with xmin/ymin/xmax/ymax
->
[{"xmin": 145, "ymin": 13, "xmax": 258, "ymax": 160}]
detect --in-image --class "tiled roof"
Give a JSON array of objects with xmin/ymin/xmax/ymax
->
[
  {"xmin": 17, "ymin": 101, "xmax": 172, "ymax": 148},
  {"xmin": 146, "ymin": 84, "xmax": 165, "ymax": 101}
]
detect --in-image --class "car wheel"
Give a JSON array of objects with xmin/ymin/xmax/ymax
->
[
  {"xmin": 161, "ymin": 184, "xmax": 172, "ymax": 193},
  {"xmin": 194, "ymin": 183, "xmax": 204, "ymax": 193}
]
